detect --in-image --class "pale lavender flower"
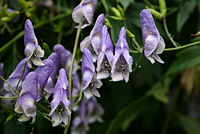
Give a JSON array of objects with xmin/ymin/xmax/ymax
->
[
  {"xmin": 43, "ymin": 53, "xmax": 59, "ymax": 99},
  {"xmin": 4, "ymin": 59, "xmax": 30, "ymax": 95},
  {"xmin": 49, "ymin": 68, "xmax": 71, "ymax": 127},
  {"xmin": 71, "ymin": 97, "xmax": 104, "ymax": 134},
  {"xmin": 14, "ymin": 72, "xmax": 38, "ymax": 122},
  {"xmin": 24, "ymin": 19, "xmax": 45, "ymax": 68},
  {"xmin": 53, "ymin": 44, "xmax": 78, "ymax": 74},
  {"xmin": 111, "ymin": 27, "xmax": 133, "ymax": 83},
  {"xmin": 96, "ymin": 25, "xmax": 113, "ymax": 79},
  {"xmin": 35, "ymin": 59, "xmax": 53, "ymax": 101},
  {"xmin": 140, "ymin": 9, "xmax": 165, "ymax": 64},
  {"xmin": 82, "ymin": 49, "xmax": 102, "ymax": 99},
  {"xmin": 80, "ymin": 14, "xmax": 105, "ymax": 62},
  {"xmin": 72, "ymin": 0, "xmax": 97, "ymax": 29}
]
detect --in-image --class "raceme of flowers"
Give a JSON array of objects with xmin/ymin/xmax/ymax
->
[{"xmin": 0, "ymin": 0, "xmax": 166, "ymax": 133}]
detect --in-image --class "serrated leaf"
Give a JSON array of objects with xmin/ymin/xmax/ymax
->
[
  {"xmin": 177, "ymin": 0, "xmax": 196, "ymax": 33},
  {"xmin": 176, "ymin": 114, "xmax": 200, "ymax": 134},
  {"xmin": 146, "ymin": 78, "xmax": 171, "ymax": 103},
  {"xmin": 166, "ymin": 46, "xmax": 200, "ymax": 76},
  {"xmin": 106, "ymin": 97, "xmax": 149, "ymax": 134}
]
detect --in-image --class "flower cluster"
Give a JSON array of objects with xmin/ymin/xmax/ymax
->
[{"xmin": 0, "ymin": 0, "xmax": 167, "ymax": 133}]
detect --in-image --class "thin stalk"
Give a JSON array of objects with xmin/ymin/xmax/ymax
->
[
  {"xmin": 163, "ymin": 18, "xmax": 178, "ymax": 47},
  {"xmin": 0, "ymin": 96, "xmax": 18, "ymax": 99},
  {"xmin": 64, "ymin": 28, "xmax": 82, "ymax": 134},
  {"xmin": 132, "ymin": 38, "xmax": 142, "ymax": 52},
  {"xmin": 0, "ymin": 12, "xmax": 71, "ymax": 53},
  {"xmin": 0, "ymin": 76, "xmax": 19, "ymax": 95},
  {"xmin": 72, "ymin": 90, "xmax": 83, "ymax": 109},
  {"xmin": 15, "ymin": 62, "xmax": 27, "ymax": 90},
  {"xmin": 132, "ymin": 49, "xmax": 143, "ymax": 72}
]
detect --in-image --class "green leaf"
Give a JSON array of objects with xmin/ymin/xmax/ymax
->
[
  {"xmin": 176, "ymin": 114, "xmax": 200, "ymax": 134},
  {"xmin": 117, "ymin": 0, "xmax": 134, "ymax": 10},
  {"xmin": 166, "ymin": 46, "xmax": 200, "ymax": 76},
  {"xmin": 146, "ymin": 78, "xmax": 171, "ymax": 103},
  {"xmin": 106, "ymin": 97, "xmax": 149, "ymax": 134},
  {"xmin": 176, "ymin": 0, "xmax": 196, "ymax": 33},
  {"xmin": 42, "ymin": 43, "xmax": 52, "ymax": 59}
]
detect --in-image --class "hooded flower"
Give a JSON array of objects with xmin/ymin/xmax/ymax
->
[
  {"xmin": 53, "ymin": 44, "xmax": 78, "ymax": 74},
  {"xmin": 96, "ymin": 25, "xmax": 113, "ymax": 79},
  {"xmin": 72, "ymin": 0, "xmax": 97, "ymax": 28},
  {"xmin": 14, "ymin": 72, "xmax": 38, "ymax": 122},
  {"xmin": 43, "ymin": 53, "xmax": 59, "ymax": 99},
  {"xmin": 80, "ymin": 14, "xmax": 105, "ymax": 62},
  {"xmin": 82, "ymin": 48, "xmax": 102, "ymax": 99},
  {"xmin": 24, "ymin": 19, "xmax": 45, "ymax": 68},
  {"xmin": 49, "ymin": 68, "xmax": 71, "ymax": 127},
  {"xmin": 71, "ymin": 97, "xmax": 104, "ymax": 134},
  {"xmin": 140, "ymin": 9, "xmax": 165, "ymax": 64},
  {"xmin": 35, "ymin": 59, "xmax": 53, "ymax": 101},
  {"xmin": 111, "ymin": 27, "xmax": 133, "ymax": 83},
  {"xmin": 3, "ymin": 59, "xmax": 30, "ymax": 95}
]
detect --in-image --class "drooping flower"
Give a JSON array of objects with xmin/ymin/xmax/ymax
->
[
  {"xmin": 35, "ymin": 59, "xmax": 53, "ymax": 101},
  {"xmin": 96, "ymin": 25, "xmax": 113, "ymax": 79},
  {"xmin": 53, "ymin": 44, "xmax": 78, "ymax": 74},
  {"xmin": 3, "ymin": 59, "xmax": 30, "ymax": 95},
  {"xmin": 24, "ymin": 19, "xmax": 45, "ymax": 68},
  {"xmin": 82, "ymin": 48, "xmax": 102, "ymax": 99},
  {"xmin": 111, "ymin": 27, "xmax": 133, "ymax": 83},
  {"xmin": 43, "ymin": 53, "xmax": 59, "ymax": 99},
  {"xmin": 14, "ymin": 72, "xmax": 38, "ymax": 122},
  {"xmin": 140, "ymin": 9, "xmax": 165, "ymax": 64},
  {"xmin": 71, "ymin": 97, "xmax": 104, "ymax": 134},
  {"xmin": 72, "ymin": 0, "xmax": 97, "ymax": 29},
  {"xmin": 49, "ymin": 68, "xmax": 71, "ymax": 127},
  {"xmin": 80, "ymin": 14, "xmax": 105, "ymax": 62}
]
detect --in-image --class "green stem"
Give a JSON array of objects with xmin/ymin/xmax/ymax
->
[
  {"xmin": 161, "ymin": 87, "xmax": 181, "ymax": 134},
  {"xmin": 132, "ymin": 49, "xmax": 143, "ymax": 72},
  {"xmin": 132, "ymin": 38, "xmax": 142, "ymax": 52},
  {"xmin": 72, "ymin": 90, "xmax": 83, "ymax": 109},
  {"xmin": 130, "ymin": 41, "xmax": 200, "ymax": 54},
  {"xmin": 0, "ymin": 12, "xmax": 71, "ymax": 53},
  {"xmin": 164, "ymin": 41, "xmax": 200, "ymax": 51},
  {"xmin": 15, "ymin": 62, "xmax": 27, "ymax": 90},
  {"xmin": 64, "ymin": 28, "xmax": 82, "ymax": 134},
  {"xmin": 0, "ymin": 76, "xmax": 19, "ymax": 95},
  {"xmin": 0, "ymin": 96, "xmax": 18, "ymax": 99},
  {"xmin": 163, "ymin": 18, "xmax": 178, "ymax": 47}
]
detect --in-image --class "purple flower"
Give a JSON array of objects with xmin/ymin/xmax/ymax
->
[
  {"xmin": 35, "ymin": 59, "xmax": 53, "ymax": 101},
  {"xmin": 140, "ymin": 9, "xmax": 165, "ymax": 64},
  {"xmin": 14, "ymin": 72, "xmax": 38, "ymax": 122},
  {"xmin": 43, "ymin": 53, "xmax": 59, "ymax": 99},
  {"xmin": 111, "ymin": 27, "xmax": 133, "ymax": 83},
  {"xmin": 96, "ymin": 25, "xmax": 113, "ymax": 79},
  {"xmin": 82, "ymin": 48, "xmax": 102, "ymax": 99},
  {"xmin": 24, "ymin": 19, "xmax": 45, "ymax": 68},
  {"xmin": 53, "ymin": 44, "xmax": 78, "ymax": 74},
  {"xmin": 49, "ymin": 69, "xmax": 71, "ymax": 127},
  {"xmin": 80, "ymin": 14, "xmax": 105, "ymax": 62},
  {"xmin": 72, "ymin": 0, "xmax": 97, "ymax": 29},
  {"xmin": 71, "ymin": 97, "xmax": 104, "ymax": 134},
  {"xmin": 3, "ymin": 59, "xmax": 30, "ymax": 95}
]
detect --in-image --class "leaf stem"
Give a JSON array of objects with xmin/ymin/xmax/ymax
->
[
  {"xmin": 15, "ymin": 62, "xmax": 27, "ymax": 90},
  {"xmin": 163, "ymin": 18, "xmax": 178, "ymax": 47},
  {"xmin": 64, "ymin": 27, "xmax": 82, "ymax": 134},
  {"xmin": 0, "ymin": 12, "xmax": 71, "ymax": 53},
  {"xmin": 72, "ymin": 90, "xmax": 83, "ymax": 109},
  {"xmin": 0, "ymin": 96, "xmax": 18, "ymax": 99},
  {"xmin": 0, "ymin": 76, "xmax": 19, "ymax": 95}
]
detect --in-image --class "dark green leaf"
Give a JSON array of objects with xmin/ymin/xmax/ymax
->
[
  {"xmin": 166, "ymin": 46, "xmax": 200, "ymax": 76},
  {"xmin": 176, "ymin": 114, "xmax": 200, "ymax": 134},
  {"xmin": 176, "ymin": 0, "xmax": 196, "ymax": 33},
  {"xmin": 117, "ymin": 0, "xmax": 134, "ymax": 10}
]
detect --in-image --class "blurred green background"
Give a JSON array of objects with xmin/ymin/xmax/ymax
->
[{"xmin": 0, "ymin": 0, "xmax": 200, "ymax": 134}]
